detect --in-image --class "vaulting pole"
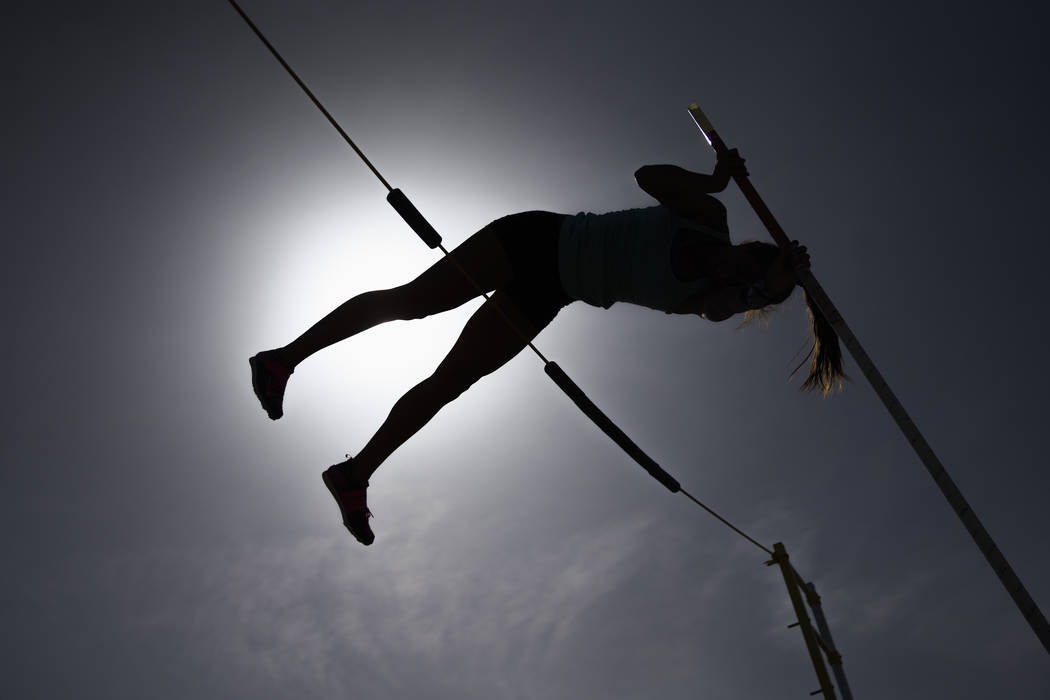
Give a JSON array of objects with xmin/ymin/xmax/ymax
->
[{"xmin": 688, "ymin": 103, "xmax": 1050, "ymax": 656}]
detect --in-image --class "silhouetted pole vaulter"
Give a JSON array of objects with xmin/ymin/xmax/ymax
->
[
  {"xmin": 227, "ymin": 0, "xmax": 683, "ymax": 504},
  {"xmin": 229, "ymin": 3, "xmax": 858, "ymax": 692},
  {"xmin": 687, "ymin": 103, "xmax": 1050, "ymax": 656},
  {"xmin": 230, "ymin": 0, "xmax": 819, "ymax": 559}
]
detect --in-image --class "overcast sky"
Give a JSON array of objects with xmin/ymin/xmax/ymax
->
[{"xmin": 5, "ymin": 1, "xmax": 1050, "ymax": 698}]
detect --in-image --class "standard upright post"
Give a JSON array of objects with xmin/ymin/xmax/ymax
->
[
  {"xmin": 805, "ymin": 582, "xmax": 854, "ymax": 700},
  {"xmin": 771, "ymin": 543, "xmax": 838, "ymax": 698},
  {"xmin": 688, "ymin": 103, "xmax": 1050, "ymax": 657}
]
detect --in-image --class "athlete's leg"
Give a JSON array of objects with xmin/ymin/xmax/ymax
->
[
  {"xmin": 279, "ymin": 225, "xmax": 514, "ymax": 368},
  {"xmin": 347, "ymin": 290, "xmax": 545, "ymax": 482}
]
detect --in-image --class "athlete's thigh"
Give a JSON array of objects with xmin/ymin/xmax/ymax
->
[
  {"xmin": 399, "ymin": 224, "xmax": 515, "ymax": 314},
  {"xmin": 430, "ymin": 290, "xmax": 540, "ymax": 387}
]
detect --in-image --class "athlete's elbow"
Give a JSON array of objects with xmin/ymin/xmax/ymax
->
[
  {"xmin": 699, "ymin": 300, "xmax": 735, "ymax": 323},
  {"xmin": 635, "ymin": 164, "xmax": 675, "ymax": 184}
]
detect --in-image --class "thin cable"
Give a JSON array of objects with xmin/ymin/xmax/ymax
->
[
  {"xmin": 226, "ymin": 0, "xmax": 392, "ymax": 191},
  {"xmin": 227, "ymin": 0, "xmax": 548, "ymax": 363},
  {"xmin": 680, "ymin": 487, "xmax": 774, "ymax": 556},
  {"xmin": 227, "ymin": 0, "xmax": 779, "ymax": 561}
]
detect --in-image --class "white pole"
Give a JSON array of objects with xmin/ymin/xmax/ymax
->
[{"xmin": 688, "ymin": 102, "xmax": 1050, "ymax": 656}]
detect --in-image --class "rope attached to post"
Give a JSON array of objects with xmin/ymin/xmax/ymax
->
[{"xmin": 224, "ymin": 0, "xmax": 776, "ymax": 561}]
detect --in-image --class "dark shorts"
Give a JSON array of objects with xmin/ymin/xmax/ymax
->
[{"xmin": 484, "ymin": 210, "xmax": 572, "ymax": 331}]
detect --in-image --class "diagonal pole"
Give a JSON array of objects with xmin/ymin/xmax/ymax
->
[{"xmin": 687, "ymin": 103, "xmax": 1050, "ymax": 657}]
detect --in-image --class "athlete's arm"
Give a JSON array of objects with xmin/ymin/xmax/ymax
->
[
  {"xmin": 635, "ymin": 149, "xmax": 747, "ymax": 198},
  {"xmin": 633, "ymin": 166, "xmax": 729, "ymax": 225},
  {"xmin": 634, "ymin": 165, "xmax": 723, "ymax": 201},
  {"xmin": 635, "ymin": 150, "xmax": 747, "ymax": 218}
]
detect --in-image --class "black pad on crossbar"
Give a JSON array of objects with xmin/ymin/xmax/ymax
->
[
  {"xmin": 544, "ymin": 361, "xmax": 681, "ymax": 493},
  {"xmin": 387, "ymin": 188, "xmax": 442, "ymax": 249}
]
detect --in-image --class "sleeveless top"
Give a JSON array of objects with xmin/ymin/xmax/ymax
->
[{"xmin": 557, "ymin": 205, "xmax": 731, "ymax": 312}]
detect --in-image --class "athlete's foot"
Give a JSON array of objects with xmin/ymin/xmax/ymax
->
[
  {"xmin": 322, "ymin": 457, "xmax": 375, "ymax": 546},
  {"xmin": 249, "ymin": 350, "xmax": 293, "ymax": 420}
]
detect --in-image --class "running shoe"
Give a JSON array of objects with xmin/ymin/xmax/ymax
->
[
  {"xmin": 249, "ymin": 350, "xmax": 292, "ymax": 420},
  {"xmin": 322, "ymin": 458, "xmax": 375, "ymax": 546}
]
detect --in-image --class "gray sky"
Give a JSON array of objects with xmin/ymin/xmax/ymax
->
[{"xmin": 5, "ymin": 1, "xmax": 1050, "ymax": 698}]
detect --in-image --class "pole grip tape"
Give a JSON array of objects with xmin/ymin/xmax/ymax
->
[
  {"xmin": 544, "ymin": 361, "xmax": 681, "ymax": 493},
  {"xmin": 387, "ymin": 188, "xmax": 442, "ymax": 249},
  {"xmin": 687, "ymin": 103, "xmax": 715, "ymax": 135}
]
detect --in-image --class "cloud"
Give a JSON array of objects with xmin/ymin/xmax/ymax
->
[{"xmin": 53, "ymin": 512, "xmax": 678, "ymax": 699}]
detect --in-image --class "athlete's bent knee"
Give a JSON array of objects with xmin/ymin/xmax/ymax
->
[{"xmin": 427, "ymin": 367, "xmax": 480, "ymax": 404}]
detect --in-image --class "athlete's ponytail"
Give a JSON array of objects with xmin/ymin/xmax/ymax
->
[
  {"xmin": 740, "ymin": 241, "xmax": 845, "ymax": 395},
  {"xmin": 796, "ymin": 290, "xmax": 845, "ymax": 396}
]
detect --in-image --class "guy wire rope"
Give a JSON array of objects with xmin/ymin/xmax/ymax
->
[
  {"xmin": 687, "ymin": 104, "xmax": 1050, "ymax": 656},
  {"xmin": 225, "ymin": 0, "xmax": 782, "ymax": 565}
]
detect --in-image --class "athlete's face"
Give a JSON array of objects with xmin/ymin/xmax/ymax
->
[{"xmin": 699, "ymin": 244, "xmax": 805, "ymax": 321}]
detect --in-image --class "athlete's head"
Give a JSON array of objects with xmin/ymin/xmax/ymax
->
[{"xmin": 703, "ymin": 240, "xmax": 844, "ymax": 395}]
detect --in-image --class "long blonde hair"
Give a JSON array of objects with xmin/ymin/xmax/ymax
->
[{"xmin": 740, "ymin": 242, "xmax": 845, "ymax": 396}]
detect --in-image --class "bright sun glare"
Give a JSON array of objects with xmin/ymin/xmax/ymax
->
[
  {"xmin": 278, "ymin": 210, "xmax": 471, "ymax": 380},
  {"xmin": 236, "ymin": 190, "xmax": 491, "ymax": 436},
  {"xmin": 226, "ymin": 172, "xmax": 550, "ymax": 481}
]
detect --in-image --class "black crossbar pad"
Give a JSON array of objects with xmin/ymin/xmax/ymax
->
[
  {"xmin": 544, "ymin": 361, "xmax": 681, "ymax": 493},
  {"xmin": 387, "ymin": 188, "xmax": 442, "ymax": 248}
]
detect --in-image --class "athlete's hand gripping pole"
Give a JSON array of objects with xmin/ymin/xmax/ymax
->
[
  {"xmin": 687, "ymin": 102, "xmax": 1050, "ymax": 656},
  {"xmin": 688, "ymin": 104, "xmax": 792, "ymax": 250}
]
